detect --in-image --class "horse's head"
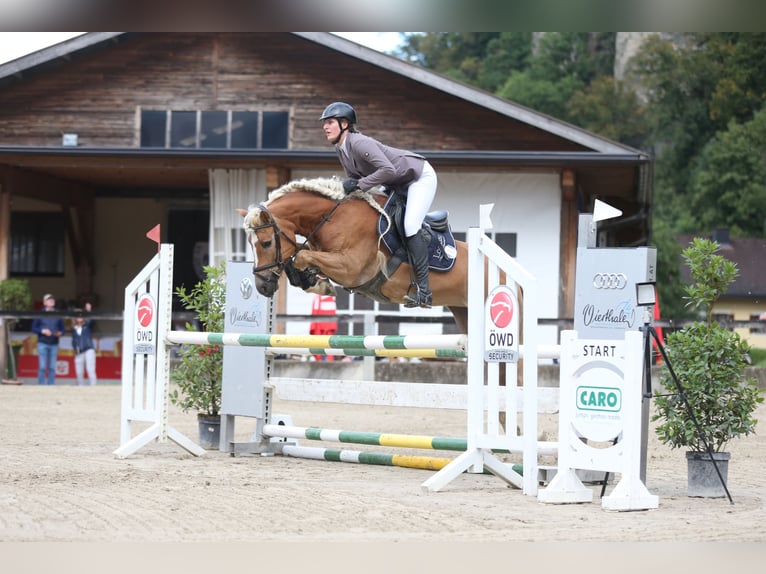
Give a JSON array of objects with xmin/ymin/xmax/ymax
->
[{"xmin": 239, "ymin": 204, "xmax": 295, "ymax": 298}]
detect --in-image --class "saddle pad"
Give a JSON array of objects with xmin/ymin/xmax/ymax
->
[{"xmin": 377, "ymin": 195, "xmax": 458, "ymax": 272}]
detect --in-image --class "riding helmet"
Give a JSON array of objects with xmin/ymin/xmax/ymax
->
[{"xmin": 319, "ymin": 102, "xmax": 357, "ymax": 124}]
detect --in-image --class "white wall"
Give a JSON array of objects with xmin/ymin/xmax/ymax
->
[{"xmin": 287, "ymin": 169, "xmax": 563, "ymax": 346}]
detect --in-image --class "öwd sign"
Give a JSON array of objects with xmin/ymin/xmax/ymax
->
[
  {"xmin": 484, "ymin": 285, "xmax": 519, "ymax": 362},
  {"xmin": 133, "ymin": 293, "xmax": 158, "ymax": 355}
]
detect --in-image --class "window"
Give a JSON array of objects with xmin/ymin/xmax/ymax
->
[
  {"xmin": 10, "ymin": 212, "xmax": 65, "ymax": 276},
  {"xmin": 140, "ymin": 109, "xmax": 289, "ymax": 150},
  {"xmin": 452, "ymin": 231, "xmax": 517, "ymax": 257}
]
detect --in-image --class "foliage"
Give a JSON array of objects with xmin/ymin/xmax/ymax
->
[
  {"xmin": 0, "ymin": 278, "xmax": 32, "ymax": 379},
  {"xmin": 397, "ymin": 33, "xmax": 508, "ymax": 90},
  {"xmin": 566, "ymin": 76, "xmax": 648, "ymax": 146},
  {"xmin": 0, "ymin": 278, "xmax": 33, "ymax": 312},
  {"xmin": 399, "ymin": 32, "xmax": 766, "ymax": 313},
  {"xmin": 652, "ymin": 238, "xmax": 763, "ymax": 452},
  {"xmin": 498, "ymin": 72, "xmax": 583, "ymax": 120},
  {"xmin": 633, "ymin": 33, "xmax": 766, "ymax": 237},
  {"xmin": 169, "ymin": 262, "xmax": 226, "ymax": 417},
  {"xmin": 650, "ymin": 218, "xmax": 693, "ymax": 320},
  {"xmin": 689, "ymin": 108, "xmax": 766, "ymax": 237}
]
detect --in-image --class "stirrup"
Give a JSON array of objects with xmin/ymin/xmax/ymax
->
[{"xmin": 403, "ymin": 289, "xmax": 432, "ymax": 309}]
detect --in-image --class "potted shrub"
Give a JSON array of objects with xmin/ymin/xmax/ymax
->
[
  {"xmin": 652, "ymin": 237, "xmax": 763, "ymax": 497},
  {"xmin": 0, "ymin": 278, "xmax": 33, "ymax": 383},
  {"xmin": 169, "ymin": 262, "xmax": 226, "ymax": 449}
]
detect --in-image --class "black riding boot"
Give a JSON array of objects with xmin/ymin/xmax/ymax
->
[{"xmin": 403, "ymin": 229, "xmax": 432, "ymax": 308}]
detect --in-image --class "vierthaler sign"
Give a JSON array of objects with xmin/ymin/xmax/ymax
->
[{"xmin": 484, "ymin": 285, "xmax": 519, "ymax": 362}]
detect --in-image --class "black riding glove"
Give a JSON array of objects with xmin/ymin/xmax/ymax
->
[{"xmin": 342, "ymin": 178, "xmax": 360, "ymax": 194}]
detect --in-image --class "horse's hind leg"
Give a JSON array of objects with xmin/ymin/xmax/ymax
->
[{"xmin": 446, "ymin": 306, "xmax": 468, "ymax": 335}]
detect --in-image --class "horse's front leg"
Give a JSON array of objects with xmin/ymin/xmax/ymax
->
[{"xmin": 294, "ymin": 249, "xmax": 360, "ymax": 286}]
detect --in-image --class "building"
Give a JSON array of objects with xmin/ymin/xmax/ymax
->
[
  {"xmin": 678, "ymin": 230, "xmax": 766, "ymax": 349},
  {"xmin": 0, "ymin": 32, "xmax": 652, "ymax": 374}
]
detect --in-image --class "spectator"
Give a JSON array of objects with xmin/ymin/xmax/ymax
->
[
  {"xmin": 72, "ymin": 302, "xmax": 98, "ymax": 386},
  {"xmin": 31, "ymin": 294, "xmax": 65, "ymax": 385}
]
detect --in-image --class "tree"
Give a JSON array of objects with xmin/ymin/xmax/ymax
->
[
  {"xmin": 633, "ymin": 33, "xmax": 766, "ymax": 233},
  {"xmin": 566, "ymin": 76, "xmax": 648, "ymax": 146},
  {"xmin": 689, "ymin": 108, "xmax": 766, "ymax": 237},
  {"xmin": 396, "ymin": 33, "xmax": 503, "ymax": 87}
]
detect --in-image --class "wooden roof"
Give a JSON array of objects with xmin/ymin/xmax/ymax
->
[{"xmin": 0, "ymin": 32, "xmax": 644, "ymax": 156}]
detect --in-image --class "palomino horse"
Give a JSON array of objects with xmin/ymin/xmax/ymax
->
[{"xmin": 239, "ymin": 177, "xmax": 469, "ymax": 334}]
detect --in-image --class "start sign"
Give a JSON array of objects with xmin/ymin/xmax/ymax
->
[
  {"xmin": 484, "ymin": 285, "xmax": 519, "ymax": 362},
  {"xmin": 133, "ymin": 293, "xmax": 157, "ymax": 355}
]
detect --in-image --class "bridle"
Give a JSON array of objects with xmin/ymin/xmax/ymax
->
[{"xmin": 248, "ymin": 200, "xmax": 344, "ymax": 287}]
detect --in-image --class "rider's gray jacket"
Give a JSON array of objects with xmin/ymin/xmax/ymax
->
[{"xmin": 336, "ymin": 132, "xmax": 426, "ymax": 192}]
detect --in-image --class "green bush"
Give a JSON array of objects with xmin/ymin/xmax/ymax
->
[
  {"xmin": 652, "ymin": 238, "xmax": 763, "ymax": 452},
  {"xmin": 169, "ymin": 262, "xmax": 226, "ymax": 417},
  {"xmin": 0, "ymin": 278, "xmax": 33, "ymax": 380}
]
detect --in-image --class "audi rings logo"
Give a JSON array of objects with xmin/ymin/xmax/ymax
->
[{"xmin": 592, "ymin": 273, "xmax": 628, "ymax": 289}]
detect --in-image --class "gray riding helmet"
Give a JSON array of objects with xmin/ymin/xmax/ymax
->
[{"xmin": 319, "ymin": 102, "xmax": 357, "ymax": 125}]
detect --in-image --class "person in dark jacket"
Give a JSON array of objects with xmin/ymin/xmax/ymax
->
[
  {"xmin": 31, "ymin": 293, "xmax": 65, "ymax": 385},
  {"xmin": 320, "ymin": 101, "xmax": 437, "ymax": 308},
  {"xmin": 71, "ymin": 302, "xmax": 97, "ymax": 386}
]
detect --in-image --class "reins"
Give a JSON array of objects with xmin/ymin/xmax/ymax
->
[{"xmin": 249, "ymin": 199, "xmax": 344, "ymax": 283}]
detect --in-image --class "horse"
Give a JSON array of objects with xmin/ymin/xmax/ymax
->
[
  {"xmin": 239, "ymin": 177, "xmax": 524, "ymax": 431},
  {"xmin": 238, "ymin": 177, "xmax": 469, "ymax": 334}
]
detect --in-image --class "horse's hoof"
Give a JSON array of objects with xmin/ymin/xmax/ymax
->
[{"xmin": 305, "ymin": 278, "xmax": 336, "ymax": 296}]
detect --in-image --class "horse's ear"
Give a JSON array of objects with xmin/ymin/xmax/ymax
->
[{"xmin": 235, "ymin": 208, "xmax": 249, "ymax": 218}]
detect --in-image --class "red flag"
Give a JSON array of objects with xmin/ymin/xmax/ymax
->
[{"xmin": 146, "ymin": 224, "xmax": 161, "ymax": 252}]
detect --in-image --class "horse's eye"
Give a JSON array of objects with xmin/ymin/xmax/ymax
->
[{"xmin": 262, "ymin": 239, "xmax": 272, "ymax": 249}]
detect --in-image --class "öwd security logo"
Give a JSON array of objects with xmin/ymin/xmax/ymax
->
[
  {"xmin": 489, "ymin": 288, "xmax": 514, "ymax": 328},
  {"xmin": 484, "ymin": 285, "xmax": 519, "ymax": 363},
  {"xmin": 134, "ymin": 293, "xmax": 158, "ymax": 355},
  {"xmin": 137, "ymin": 295, "xmax": 155, "ymax": 327}
]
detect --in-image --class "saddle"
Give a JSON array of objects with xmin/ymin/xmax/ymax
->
[{"xmin": 376, "ymin": 190, "xmax": 458, "ymax": 277}]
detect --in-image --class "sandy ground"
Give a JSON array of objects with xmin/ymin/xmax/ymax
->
[{"xmin": 1, "ymin": 383, "xmax": 764, "ymax": 570}]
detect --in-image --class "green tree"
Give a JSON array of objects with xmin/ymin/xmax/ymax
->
[
  {"xmin": 651, "ymin": 219, "xmax": 691, "ymax": 320},
  {"xmin": 633, "ymin": 33, "xmax": 766, "ymax": 233},
  {"xmin": 498, "ymin": 33, "xmax": 616, "ymax": 122},
  {"xmin": 476, "ymin": 32, "xmax": 533, "ymax": 92},
  {"xmin": 397, "ymin": 33, "xmax": 502, "ymax": 87},
  {"xmin": 566, "ymin": 76, "xmax": 648, "ymax": 146},
  {"xmin": 498, "ymin": 71, "xmax": 582, "ymax": 120},
  {"xmin": 689, "ymin": 108, "xmax": 766, "ymax": 237}
]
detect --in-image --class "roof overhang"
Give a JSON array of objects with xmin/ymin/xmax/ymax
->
[{"xmin": 0, "ymin": 145, "xmax": 650, "ymax": 191}]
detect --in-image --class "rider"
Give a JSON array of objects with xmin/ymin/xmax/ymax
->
[{"xmin": 319, "ymin": 101, "xmax": 437, "ymax": 308}]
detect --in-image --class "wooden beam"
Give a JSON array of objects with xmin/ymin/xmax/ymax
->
[
  {"xmin": 0, "ymin": 183, "xmax": 8, "ymax": 281},
  {"xmin": 559, "ymin": 169, "xmax": 577, "ymax": 320}
]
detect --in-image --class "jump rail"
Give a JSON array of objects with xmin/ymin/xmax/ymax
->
[{"xmin": 116, "ymin": 211, "xmax": 546, "ymax": 496}]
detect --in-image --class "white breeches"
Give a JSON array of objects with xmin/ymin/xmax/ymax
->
[{"xmin": 404, "ymin": 161, "xmax": 437, "ymax": 237}]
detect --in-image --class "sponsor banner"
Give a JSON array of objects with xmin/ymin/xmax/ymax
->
[
  {"xmin": 574, "ymin": 246, "xmax": 656, "ymax": 340},
  {"xmin": 133, "ymin": 293, "xmax": 158, "ymax": 354},
  {"xmin": 484, "ymin": 284, "xmax": 519, "ymax": 363}
]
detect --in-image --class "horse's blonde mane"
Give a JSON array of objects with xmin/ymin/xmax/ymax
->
[{"xmin": 243, "ymin": 177, "xmax": 391, "ymax": 238}]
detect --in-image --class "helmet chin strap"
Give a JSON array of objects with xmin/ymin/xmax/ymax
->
[{"xmin": 331, "ymin": 119, "xmax": 349, "ymax": 145}]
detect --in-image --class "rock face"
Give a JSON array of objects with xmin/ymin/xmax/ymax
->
[{"xmin": 615, "ymin": 32, "xmax": 657, "ymax": 81}]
